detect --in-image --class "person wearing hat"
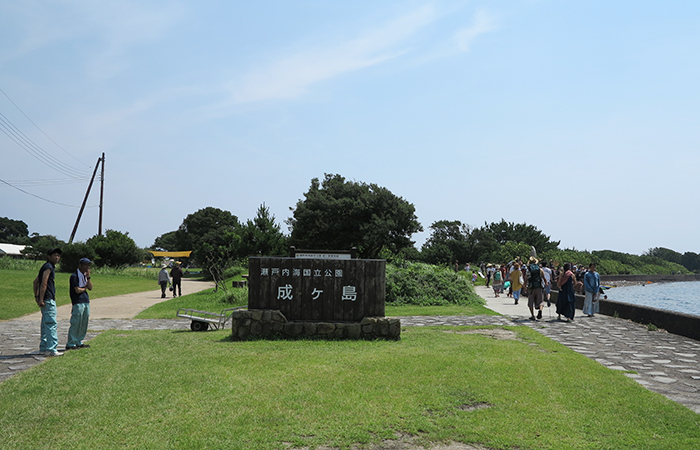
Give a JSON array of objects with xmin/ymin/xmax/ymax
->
[
  {"xmin": 158, "ymin": 264, "xmax": 171, "ymax": 298},
  {"xmin": 66, "ymin": 258, "xmax": 94, "ymax": 350},
  {"xmin": 32, "ymin": 248, "xmax": 63, "ymax": 357}
]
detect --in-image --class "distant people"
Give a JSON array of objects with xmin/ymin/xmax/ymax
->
[
  {"xmin": 171, "ymin": 261, "xmax": 184, "ymax": 297},
  {"xmin": 471, "ymin": 272, "xmax": 478, "ymax": 283},
  {"xmin": 525, "ymin": 257, "xmax": 545, "ymax": 321},
  {"xmin": 465, "ymin": 263, "xmax": 470, "ymax": 272},
  {"xmin": 33, "ymin": 248, "xmax": 63, "ymax": 357},
  {"xmin": 492, "ymin": 265, "xmax": 503, "ymax": 297},
  {"xmin": 556, "ymin": 263, "xmax": 576, "ymax": 322},
  {"xmin": 158, "ymin": 264, "xmax": 170, "ymax": 298},
  {"xmin": 541, "ymin": 261, "xmax": 553, "ymax": 307},
  {"xmin": 66, "ymin": 258, "xmax": 93, "ymax": 350},
  {"xmin": 509, "ymin": 262, "xmax": 523, "ymax": 305},
  {"xmin": 583, "ymin": 263, "xmax": 600, "ymax": 317}
]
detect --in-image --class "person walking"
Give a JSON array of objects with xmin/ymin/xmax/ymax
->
[
  {"xmin": 541, "ymin": 261, "xmax": 553, "ymax": 307},
  {"xmin": 158, "ymin": 264, "xmax": 170, "ymax": 298},
  {"xmin": 492, "ymin": 265, "xmax": 503, "ymax": 297},
  {"xmin": 170, "ymin": 261, "xmax": 184, "ymax": 297},
  {"xmin": 525, "ymin": 257, "xmax": 545, "ymax": 321},
  {"xmin": 583, "ymin": 263, "xmax": 600, "ymax": 317},
  {"xmin": 33, "ymin": 248, "xmax": 63, "ymax": 357},
  {"xmin": 556, "ymin": 263, "xmax": 576, "ymax": 322},
  {"xmin": 509, "ymin": 262, "xmax": 523, "ymax": 305},
  {"xmin": 66, "ymin": 258, "xmax": 93, "ymax": 350}
]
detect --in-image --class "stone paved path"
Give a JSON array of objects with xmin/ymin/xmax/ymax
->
[{"xmin": 2, "ymin": 284, "xmax": 699, "ymax": 414}]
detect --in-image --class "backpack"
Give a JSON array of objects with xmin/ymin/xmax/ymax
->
[{"xmin": 528, "ymin": 264, "xmax": 541, "ymax": 289}]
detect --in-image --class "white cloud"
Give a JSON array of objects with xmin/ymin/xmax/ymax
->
[
  {"xmin": 455, "ymin": 9, "xmax": 497, "ymax": 52},
  {"xmin": 229, "ymin": 4, "xmax": 438, "ymax": 103}
]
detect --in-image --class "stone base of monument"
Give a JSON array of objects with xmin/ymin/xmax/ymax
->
[{"xmin": 230, "ymin": 309, "xmax": 400, "ymax": 341}]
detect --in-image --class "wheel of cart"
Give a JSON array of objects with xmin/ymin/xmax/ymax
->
[
  {"xmin": 190, "ymin": 320, "xmax": 209, "ymax": 332},
  {"xmin": 177, "ymin": 306, "xmax": 246, "ymax": 331}
]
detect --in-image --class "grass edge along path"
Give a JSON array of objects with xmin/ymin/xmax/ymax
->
[{"xmin": 1, "ymin": 326, "xmax": 699, "ymax": 449}]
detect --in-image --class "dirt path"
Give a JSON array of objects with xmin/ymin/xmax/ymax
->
[{"xmin": 13, "ymin": 278, "xmax": 215, "ymax": 321}]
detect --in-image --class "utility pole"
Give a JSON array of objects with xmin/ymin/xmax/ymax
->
[
  {"xmin": 98, "ymin": 152, "xmax": 105, "ymax": 235},
  {"xmin": 68, "ymin": 155, "xmax": 103, "ymax": 244}
]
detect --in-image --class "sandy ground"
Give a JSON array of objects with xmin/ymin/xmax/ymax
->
[{"xmin": 14, "ymin": 278, "xmax": 215, "ymax": 321}]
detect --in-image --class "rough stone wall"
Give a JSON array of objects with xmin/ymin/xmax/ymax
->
[{"xmin": 230, "ymin": 309, "xmax": 401, "ymax": 341}]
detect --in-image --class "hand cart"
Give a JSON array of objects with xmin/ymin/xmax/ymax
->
[{"xmin": 176, "ymin": 306, "xmax": 245, "ymax": 331}]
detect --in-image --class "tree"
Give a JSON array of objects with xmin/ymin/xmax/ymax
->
[
  {"xmin": 59, "ymin": 242, "xmax": 98, "ymax": 273},
  {"xmin": 288, "ymin": 174, "xmax": 422, "ymax": 258},
  {"xmin": 644, "ymin": 247, "xmax": 682, "ymax": 265},
  {"xmin": 21, "ymin": 234, "xmax": 65, "ymax": 261},
  {"xmin": 476, "ymin": 220, "xmax": 560, "ymax": 253},
  {"xmin": 176, "ymin": 207, "xmax": 241, "ymax": 286},
  {"xmin": 0, "ymin": 217, "xmax": 29, "ymax": 244},
  {"xmin": 151, "ymin": 231, "xmax": 181, "ymax": 251},
  {"xmin": 420, "ymin": 220, "xmax": 472, "ymax": 266},
  {"xmin": 238, "ymin": 204, "xmax": 288, "ymax": 257},
  {"xmin": 681, "ymin": 252, "xmax": 700, "ymax": 272},
  {"xmin": 87, "ymin": 230, "xmax": 142, "ymax": 267}
]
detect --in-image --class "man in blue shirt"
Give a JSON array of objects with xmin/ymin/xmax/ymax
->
[
  {"xmin": 66, "ymin": 258, "xmax": 94, "ymax": 350},
  {"xmin": 583, "ymin": 263, "xmax": 601, "ymax": 317},
  {"xmin": 33, "ymin": 248, "xmax": 63, "ymax": 357}
]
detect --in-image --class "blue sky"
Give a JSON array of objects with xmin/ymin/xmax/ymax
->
[{"xmin": 1, "ymin": 1, "xmax": 699, "ymax": 256}]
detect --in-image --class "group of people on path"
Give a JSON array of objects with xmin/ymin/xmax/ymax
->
[
  {"xmin": 556, "ymin": 262, "xmax": 601, "ymax": 321},
  {"xmin": 158, "ymin": 261, "xmax": 184, "ymax": 298},
  {"xmin": 484, "ymin": 258, "xmax": 601, "ymax": 322},
  {"xmin": 32, "ymin": 248, "xmax": 93, "ymax": 357}
]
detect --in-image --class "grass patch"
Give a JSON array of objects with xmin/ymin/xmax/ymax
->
[
  {"xmin": 0, "ymin": 269, "xmax": 161, "ymax": 320},
  {"xmin": 135, "ymin": 284, "xmax": 248, "ymax": 319},
  {"xmin": 1, "ymin": 326, "xmax": 698, "ymax": 449},
  {"xmin": 385, "ymin": 304, "xmax": 498, "ymax": 316}
]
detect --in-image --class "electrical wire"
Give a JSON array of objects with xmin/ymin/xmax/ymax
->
[
  {"xmin": 0, "ymin": 178, "xmax": 97, "ymax": 208},
  {"xmin": 0, "ymin": 112, "xmax": 90, "ymax": 178},
  {"xmin": 0, "ymin": 86, "xmax": 91, "ymax": 169},
  {"xmin": 2, "ymin": 177, "xmax": 89, "ymax": 186}
]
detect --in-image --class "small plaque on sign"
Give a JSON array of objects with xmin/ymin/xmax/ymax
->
[{"xmin": 295, "ymin": 253, "xmax": 352, "ymax": 260}]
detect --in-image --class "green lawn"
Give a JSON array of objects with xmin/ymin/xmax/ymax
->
[
  {"xmin": 1, "ymin": 326, "xmax": 698, "ymax": 449},
  {"xmin": 0, "ymin": 269, "xmax": 161, "ymax": 320},
  {"xmin": 135, "ymin": 285, "xmax": 247, "ymax": 319}
]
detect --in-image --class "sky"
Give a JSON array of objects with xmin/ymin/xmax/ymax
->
[{"xmin": 1, "ymin": 1, "xmax": 699, "ymax": 256}]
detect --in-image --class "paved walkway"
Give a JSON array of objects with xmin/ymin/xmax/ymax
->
[{"xmin": 1, "ymin": 281, "xmax": 699, "ymax": 414}]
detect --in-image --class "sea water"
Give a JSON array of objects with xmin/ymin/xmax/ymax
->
[{"xmin": 606, "ymin": 281, "xmax": 700, "ymax": 317}]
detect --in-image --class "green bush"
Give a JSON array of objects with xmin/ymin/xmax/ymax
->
[
  {"xmin": 59, "ymin": 242, "xmax": 98, "ymax": 273},
  {"xmin": 386, "ymin": 261, "xmax": 484, "ymax": 306},
  {"xmin": 222, "ymin": 264, "xmax": 246, "ymax": 280}
]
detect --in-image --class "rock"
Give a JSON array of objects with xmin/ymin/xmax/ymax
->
[{"xmin": 316, "ymin": 323, "xmax": 336, "ymax": 334}]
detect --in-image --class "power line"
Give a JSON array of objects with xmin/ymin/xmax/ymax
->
[
  {"xmin": 0, "ymin": 86, "xmax": 91, "ymax": 169},
  {"xmin": 0, "ymin": 178, "xmax": 97, "ymax": 208},
  {"xmin": 0, "ymin": 112, "xmax": 90, "ymax": 178},
  {"xmin": 2, "ymin": 177, "xmax": 90, "ymax": 187}
]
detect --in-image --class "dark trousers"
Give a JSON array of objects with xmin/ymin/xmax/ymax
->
[
  {"xmin": 172, "ymin": 280, "xmax": 181, "ymax": 297},
  {"xmin": 160, "ymin": 281, "xmax": 168, "ymax": 298}
]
